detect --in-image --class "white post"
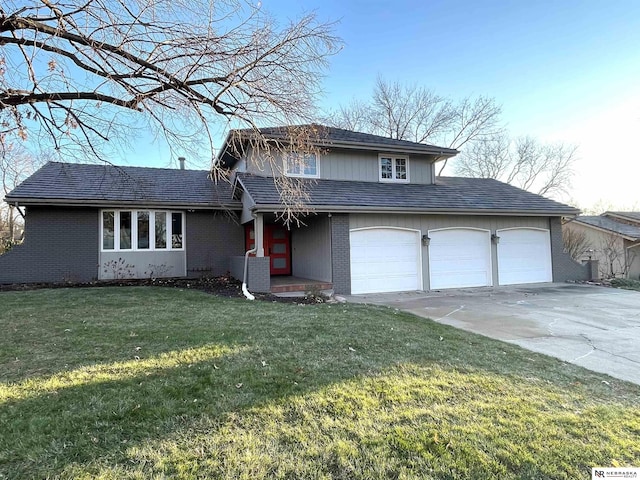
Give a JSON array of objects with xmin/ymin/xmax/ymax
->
[{"xmin": 254, "ymin": 213, "xmax": 265, "ymax": 257}]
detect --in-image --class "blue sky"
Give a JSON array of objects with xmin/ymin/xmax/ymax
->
[{"xmin": 147, "ymin": 0, "xmax": 640, "ymax": 209}]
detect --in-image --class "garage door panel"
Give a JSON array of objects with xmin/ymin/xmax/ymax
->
[
  {"xmin": 497, "ymin": 229, "xmax": 552, "ymax": 285},
  {"xmin": 429, "ymin": 229, "xmax": 492, "ymax": 290},
  {"xmin": 350, "ymin": 228, "xmax": 421, "ymax": 294}
]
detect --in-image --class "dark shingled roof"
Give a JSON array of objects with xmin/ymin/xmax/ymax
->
[
  {"xmin": 248, "ymin": 125, "xmax": 459, "ymax": 154},
  {"xmin": 5, "ymin": 162, "xmax": 239, "ymax": 208},
  {"xmin": 218, "ymin": 125, "xmax": 459, "ymax": 167},
  {"xmin": 605, "ymin": 211, "xmax": 640, "ymax": 223},
  {"xmin": 575, "ymin": 215, "xmax": 640, "ymax": 239},
  {"xmin": 236, "ymin": 173, "xmax": 579, "ymax": 215}
]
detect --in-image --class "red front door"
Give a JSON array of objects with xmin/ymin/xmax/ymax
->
[
  {"xmin": 244, "ymin": 224, "xmax": 291, "ymax": 275},
  {"xmin": 265, "ymin": 225, "xmax": 291, "ymax": 275}
]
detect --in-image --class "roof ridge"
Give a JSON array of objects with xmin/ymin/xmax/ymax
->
[
  {"xmin": 225, "ymin": 124, "xmax": 458, "ymax": 152},
  {"xmin": 44, "ymin": 161, "xmax": 209, "ymax": 173}
]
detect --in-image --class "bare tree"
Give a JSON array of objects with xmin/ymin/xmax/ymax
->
[
  {"xmin": 368, "ymin": 78, "xmax": 455, "ymax": 144},
  {"xmin": 326, "ymin": 77, "xmax": 502, "ymax": 172},
  {"xmin": 1, "ymin": 0, "xmax": 340, "ymax": 163},
  {"xmin": 597, "ymin": 233, "xmax": 638, "ymax": 279},
  {"xmin": 455, "ymin": 133, "xmax": 577, "ymax": 199},
  {"xmin": 0, "ymin": 142, "xmax": 44, "ymax": 251},
  {"xmin": 561, "ymin": 224, "xmax": 591, "ymax": 261},
  {"xmin": 331, "ymin": 99, "xmax": 373, "ymax": 134},
  {"xmin": 452, "ymin": 132, "xmax": 511, "ymax": 179},
  {"xmin": 599, "ymin": 234, "xmax": 625, "ymax": 278}
]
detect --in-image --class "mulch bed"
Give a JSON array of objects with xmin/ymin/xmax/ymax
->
[{"xmin": 0, "ymin": 276, "xmax": 323, "ymax": 304}]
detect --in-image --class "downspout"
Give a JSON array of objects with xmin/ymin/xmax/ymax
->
[{"xmin": 242, "ymin": 247, "xmax": 257, "ymax": 300}]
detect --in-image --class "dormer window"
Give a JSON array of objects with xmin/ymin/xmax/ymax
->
[
  {"xmin": 285, "ymin": 153, "xmax": 319, "ymax": 178},
  {"xmin": 379, "ymin": 155, "xmax": 409, "ymax": 182}
]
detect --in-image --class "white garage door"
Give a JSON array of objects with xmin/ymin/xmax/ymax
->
[
  {"xmin": 429, "ymin": 228, "xmax": 492, "ymax": 289},
  {"xmin": 497, "ymin": 228, "xmax": 552, "ymax": 285},
  {"xmin": 350, "ymin": 228, "xmax": 421, "ymax": 294}
]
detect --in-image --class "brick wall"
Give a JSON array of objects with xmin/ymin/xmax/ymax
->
[
  {"xmin": 229, "ymin": 255, "xmax": 270, "ymax": 293},
  {"xmin": 0, "ymin": 206, "xmax": 98, "ymax": 284},
  {"xmin": 186, "ymin": 211, "xmax": 244, "ymax": 277},
  {"xmin": 549, "ymin": 217, "xmax": 590, "ymax": 282},
  {"xmin": 330, "ymin": 214, "xmax": 351, "ymax": 294}
]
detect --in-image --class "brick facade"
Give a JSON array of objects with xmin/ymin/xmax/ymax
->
[
  {"xmin": 0, "ymin": 206, "xmax": 99, "ymax": 284},
  {"xmin": 186, "ymin": 211, "xmax": 244, "ymax": 277},
  {"xmin": 330, "ymin": 214, "xmax": 351, "ymax": 294},
  {"xmin": 229, "ymin": 256, "xmax": 271, "ymax": 293},
  {"xmin": 549, "ymin": 217, "xmax": 591, "ymax": 282}
]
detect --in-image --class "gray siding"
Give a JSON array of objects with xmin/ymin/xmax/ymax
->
[
  {"xmin": 100, "ymin": 250, "xmax": 186, "ymax": 279},
  {"xmin": 330, "ymin": 214, "xmax": 351, "ymax": 294},
  {"xmin": 0, "ymin": 206, "xmax": 98, "ymax": 284},
  {"xmin": 245, "ymin": 148, "xmax": 435, "ymax": 184},
  {"xmin": 321, "ymin": 151, "xmax": 435, "ymax": 184},
  {"xmin": 186, "ymin": 211, "xmax": 244, "ymax": 277},
  {"xmin": 292, "ymin": 215, "xmax": 331, "ymax": 282}
]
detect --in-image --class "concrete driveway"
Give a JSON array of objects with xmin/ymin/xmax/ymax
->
[{"xmin": 346, "ymin": 283, "xmax": 640, "ymax": 385}]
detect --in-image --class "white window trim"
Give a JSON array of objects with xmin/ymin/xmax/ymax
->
[
  {"xmin": 378, "ymin": 154, "xmax": 410, "ymax": 183},
  {"xmin": 284, "ymin": 152, "xmax": 320, "ymax": 178},
  {"xmin": 100, "ymin": 209, "xmax": 185, "ymax": 252}
]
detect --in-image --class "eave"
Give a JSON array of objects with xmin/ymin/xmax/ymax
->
[
  {"xmin": 250, "ymin": 203, "xmax": 579, "ymax": 217},
  {"xmin": 223, "ymin": 130, "xmax": 459, "ymax": 159},
  {"xmin": 4, "ymin": 197, "xmax": 242, "ymax": 211}
]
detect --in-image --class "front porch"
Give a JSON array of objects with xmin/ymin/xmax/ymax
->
[
  {"xmin": 269, "ymin": 276, "xmax": 333, "ymax": 294},
  {"xmin": 229, "ymin": 212, "xmax": 335, "ymax": 294}
]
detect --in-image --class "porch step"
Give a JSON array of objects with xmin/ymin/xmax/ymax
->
[{"xmin": 270, "ymin": 282, "xmax": 333, "ymax": 294}]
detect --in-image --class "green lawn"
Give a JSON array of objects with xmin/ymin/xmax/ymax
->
[{"xmin": 1, "ymin": 287, "xmax": 639, "ymax": 479}]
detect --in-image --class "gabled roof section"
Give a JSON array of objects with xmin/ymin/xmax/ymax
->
[
  {"xmin": 573, "ymin": 215, "xmax": 640, "ymax": 240},
  {"xmin": 603, "ymin": 211, "xmax": 640, "ymax": 225},
  {"xmin": 235, "ymin": 173, "xmax": 580, "ymax": 216},
  {"xmin": 5, "ymin": 162, "xmax": 239, "ymax": 209},
  {"xmin": 218, "ymin": 124, "xmax": 459, "ymax": 168}
]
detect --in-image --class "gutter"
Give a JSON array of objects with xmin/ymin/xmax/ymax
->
[
  {"xmin": 250, "ymin": 204, "xmax": 580, "ymax": 217},
  {"xmin": 4, "ymin": 198, "xmax": 243, "ymax": 210}
]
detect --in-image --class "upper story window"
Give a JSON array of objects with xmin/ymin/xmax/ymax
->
[
  {"xmin": 285, "ymin": 153, "xmax": 319, "ymax": 178},
  {"xmin": 101, "ymin": 210, "xmax": 184, "ymax": 251},
  {"xmin": 379, "ymin": 155, "xmax": 409, "ymax": 182}
]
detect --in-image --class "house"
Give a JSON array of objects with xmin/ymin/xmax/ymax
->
[
  {"xmin": 564, "ymin": 212, "xmax": 640, "ymax": 280},
  {"xmin": 1, "ymin": 125, "xmax": 590, "ymax": 294}
]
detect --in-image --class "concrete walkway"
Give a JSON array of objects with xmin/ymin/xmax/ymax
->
[{"xmin": 345, "ymin": 283, "xmax": 640, "ymax": 385}]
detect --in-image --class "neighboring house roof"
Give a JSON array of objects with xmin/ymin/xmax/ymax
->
[
  {"xmin": 5, "ymin": 162, "xmax": 239, "ymax": 209},
  {"xmin": 236, "ymin": 173, "xmax": 580, "ymax": 216},
  {"xmin": 573, "ymin": 215, "xmax": 640, "ymax": 241},
  {"xmin": 218, "ymin": 124, "xmax": 459, "ymax": 167},
  {"xmin": 604, "ymin": 211, "xmax": 640, "ymax": 225}
]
